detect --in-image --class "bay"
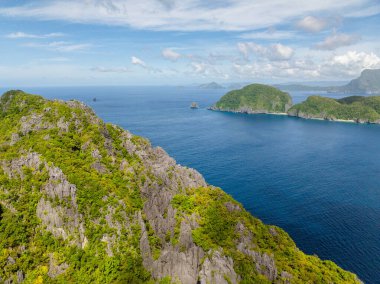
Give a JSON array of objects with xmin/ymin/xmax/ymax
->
[{"xmin": 3, "ymin": 86, "xmax": 379, "ymax": 283}]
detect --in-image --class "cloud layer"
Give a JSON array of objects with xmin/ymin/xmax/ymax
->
[
  {"xmin": 238, "ymin": 42, "xmax": 294, "ymax": 61},
  {"xmin": 6, "ymin": 32, "xmax": 64, "ymax": 39},
  {"xmin": 1, "ymin": 0, "xmax": 380, "ymax": 85},
  {"xmin": 0, "ymin": 0, "xmax": 377, "ymax": 31},
  {"xmin": 315, "ymin": 33, "xmax": 361, "ymax": 50}
]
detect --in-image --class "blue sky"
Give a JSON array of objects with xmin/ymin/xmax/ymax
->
[{"xmin": 0, "ymin": 0, "xmax": 380, "ymax": 86}]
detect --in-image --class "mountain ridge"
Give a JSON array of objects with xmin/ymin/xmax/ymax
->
[
  {"xmin": 338, "ymin": 69, "xmax": 380, "ymax": 94},
  {"xmin": 0, "ymin": 90, "xmax": 361, "ymax": 283}
]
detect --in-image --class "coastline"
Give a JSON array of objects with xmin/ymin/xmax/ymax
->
[
  {"xmin": 208, "ymin": 107, "xmax": 380, "ymax": 125},
  {"xmin": 289, "ymin": 115, "xmax": 358, "ymax": 124},
  {"xmin": 207, "ymin": 107, "xmax": 288, "ymax": 116}
]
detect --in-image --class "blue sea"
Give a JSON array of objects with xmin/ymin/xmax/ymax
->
[{"xmin": 2, "ymin": 86, "xmax": 380, "ymax": 283}]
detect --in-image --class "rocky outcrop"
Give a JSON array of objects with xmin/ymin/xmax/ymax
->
[
  {"xmin": 1, "ymin": 152, "xmax": 42, "ymax": 179},
  {"xmin": 35, "ymin": 159, "xmax": 87, "ymax": 248},
  {"xmin": 0, "ymin": 91, "xmax": 363, "ymax": 284},
  {"xmin": 43, "ymin": 165, "xmax": 77, "ymax": 204},
  {"xmin": 236, "ymin": 222, "xmax": 278, "ymax": 281},
  {"xmin": 138, "ymin": 208, "xmax": 240, "ymax": 284},
  {"xmin": 20, "ymin": 113, "xmax": 53, "ymax": 135},
  {"xmin": 36, "ymin": 197, "xmax": 87, "ymax": 248},
  {"xmin": 48, "ymin": 254, "xmax": 69, "ymax": 278},
  {"xmin": 199, "ymin": 250, "xmax": 239, "ymax": 284}
]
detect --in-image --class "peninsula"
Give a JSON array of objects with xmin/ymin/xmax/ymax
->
[
  {"xmin": 0, "ymin": 90, "xmax": 361, "ymax": 283},
  {"xmin": 288, "ymin": 95, "xmax": 380, "ymax": 124}
]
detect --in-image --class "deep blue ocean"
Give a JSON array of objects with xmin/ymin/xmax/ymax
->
[{"xmin": 2, "ymin": 86, "xmax": 379, "ymax": 283}]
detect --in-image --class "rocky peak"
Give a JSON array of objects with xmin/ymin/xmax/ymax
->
[{"xmin": 0, "ymin": 91, "xmax": 362, "ymax": 283}]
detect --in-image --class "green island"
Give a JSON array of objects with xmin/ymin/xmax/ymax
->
[
  {"xmin": 210, "ymin": 83, "xmax": 293, "ymax": 114},
  {"xmin": 211, "ymin": 82, "xmax": 380, "ymax": 124},
  {"xmin": 0, "ymin": 90, "xmax": 361, "ymax": 283},
  {"xmin": 288, "ymin": 95, "xmax": 380, "ymax": 123}
]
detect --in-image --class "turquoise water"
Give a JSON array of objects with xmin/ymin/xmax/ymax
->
[{"xmin": 4, "ymin": 86, "xmax": 380, "ymax": 283}]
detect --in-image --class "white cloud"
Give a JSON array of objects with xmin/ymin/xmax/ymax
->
[
  {"xmin": 162, "ymin": 48, "xmax": 181, "ymax": 61},
  {"xmin": 91, "ymin": 66, "xmax": 130, "ymax": 73},
  {"xmin": 0, "ymin": 0, "xmax": 374, "ymax": 32},
  {"xmin": 131, "ymin": 56, "xmax": 162, "ymax": 73},
  {"xmin": 239, "ymin": 30, "xmax": 296, "ymax": 40},
  {"xmin": 238, "ymin": 42, "xmax": 294, "ymax": 61},
  {"xmin": 346, "ymin": 3, "xmax": 380, "ymax": 17},
  {"xmin": 296, "ymin": 16, "xmax": 328, "ymax": 33},
  {"xmin": 233, "ymin": 59, "xmax": 321, "ymax": 80},
  {"xmin": 131, "ymin": 56, "xmax": 147, "ymax": 67},
  {"xmin": 233, "ymin": 50, "xmax": 380, "ymax": 80},
  {"xmin": 322, "ymin": 51, "xmax": 380, "ymax": 76},
  {"xmin": 191, "ymin": 62, "xmax": 207, "ymax": 74},
  {"xmin": 270, "ymin": 44, "xmax": 294, "ymax": 60},
  {"xmin": 315, "ymin": 33, "xmax": 361, "ymax": 50},
  {"xmin": 237, "ymin": 43, "xmax": 250, "ymax": 60},
  {"xmin": 6, "ymin": 31, "xmax": 64, "ymax": 39},
  {"xmin": 24, "ymin": 41, "xmax": 91, "ymax": 52},
  {"xmin": 189, "ymin": 61, "xmax": 229, "ymax": 79}
]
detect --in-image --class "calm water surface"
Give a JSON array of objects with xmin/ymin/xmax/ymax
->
[{"xmin": 3, "ymin": 86, "xmax": 380, "ymax": 283}]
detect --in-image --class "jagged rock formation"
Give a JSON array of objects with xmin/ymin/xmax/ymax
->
[{"xmin": 0, "ymin": 90, "xmax": 362, "ymax": 283}]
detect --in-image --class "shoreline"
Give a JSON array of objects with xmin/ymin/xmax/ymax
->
[
  {"xmin": 208, "ymin": 107, "xmax": 380, "ymax": 125},
  {"xmin": 208, "ymin": 107, "xmax": 288, "ymax": 116}
]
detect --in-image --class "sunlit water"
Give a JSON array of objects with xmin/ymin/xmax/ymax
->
[{"xmin": 3, "ymin": 86, "xmax": 379, "ymax": 283}]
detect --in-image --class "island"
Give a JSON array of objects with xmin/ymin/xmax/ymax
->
[
  {"xmin": 0, "ymin": 90, "xmax": 361, "ymax": 283},
  {"xmin": 198, "ymin": 81, "xmax": 224, "ymax": 89},
  {"xmin": 210, "ymin": 83, "xmax": 293, "ymax": 114},
  {"xmin": 328, "ymin": 69, "xmax": 380, "ymax": 94},
  {"xmin": 288, "ymin": 95, "xmax": 380, "ymax": 124}
]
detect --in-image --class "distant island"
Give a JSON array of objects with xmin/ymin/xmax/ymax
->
[
  {"xmin": 210, "ymin": 83, "xmax": 292, "ymax": 114},
  {"xmin": 328, "ymin": 69, "xmax": 380, "ymax": 94},
  {"xmin": 210, "ymin": 80, "xmax": 380, "ymax": 124},
  {"xmin": 288, "ymin": 95, "xmax": 380, "ymax": 123},
  {"xmin": 198, "ymin": 81, "xmax": 224, "ymax": 89},
  {"xmin": 272, "ymin": 69, "xmax": 380, "ymax": 95}
]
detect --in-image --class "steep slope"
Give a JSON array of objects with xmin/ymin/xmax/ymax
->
[
  {"xmin": 344, "ymin": 69, "xmax": 380, "ymax": 94},
  {"xmin": 0, "ymin": 90, "xmax": 361, "ymax": 283},
  {"xmin": 288, "ymin": 95, "xmax": 380, "ymax": 123},
  {"xmin": 211, "ymin": 84, "xmax": 292, "ymax": 114},
  {"xmin": 329, "ymin": 69, "xmax": 380, "ymax": 94}
]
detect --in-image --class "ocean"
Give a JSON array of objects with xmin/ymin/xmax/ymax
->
[{"xmin": 2, "ymin": 86, "xmax": 379, "ymax": 283}]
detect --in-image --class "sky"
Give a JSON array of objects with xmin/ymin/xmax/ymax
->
[{"xmin": 0, "ymin": 0, "xmax": 380, "ymax": 86}]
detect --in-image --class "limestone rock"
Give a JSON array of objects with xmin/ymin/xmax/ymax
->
[{"xmin": 199, "ymin": 250, "xmax": 239, "ymax": 284}]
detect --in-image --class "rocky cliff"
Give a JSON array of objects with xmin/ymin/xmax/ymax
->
[
  {"xmin": 334, "ymin": 69, "xmax": 380, "ymax": 94},
  {"xmin": 0, "ymin": 90, "xmax": 361, "ymax": 283}
]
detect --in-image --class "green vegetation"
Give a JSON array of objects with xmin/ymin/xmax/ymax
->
[
  {"xmin": 288, "ymin": 95, "xmax": 380, "ymax": 123},
  {"xmin": 0, "ymin": 90, "xmax": 151, "ymax": 283},
  {"xmin": 213, "ymin": 84, "xmax": 292, "ymax": 113},
  {"xmin": 0, "ymin": 90, "xmax": 361, "ymax": 283},
  {"xmin": 172, "ymin": 187, "xmax": 360, "ymax": 284}
]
